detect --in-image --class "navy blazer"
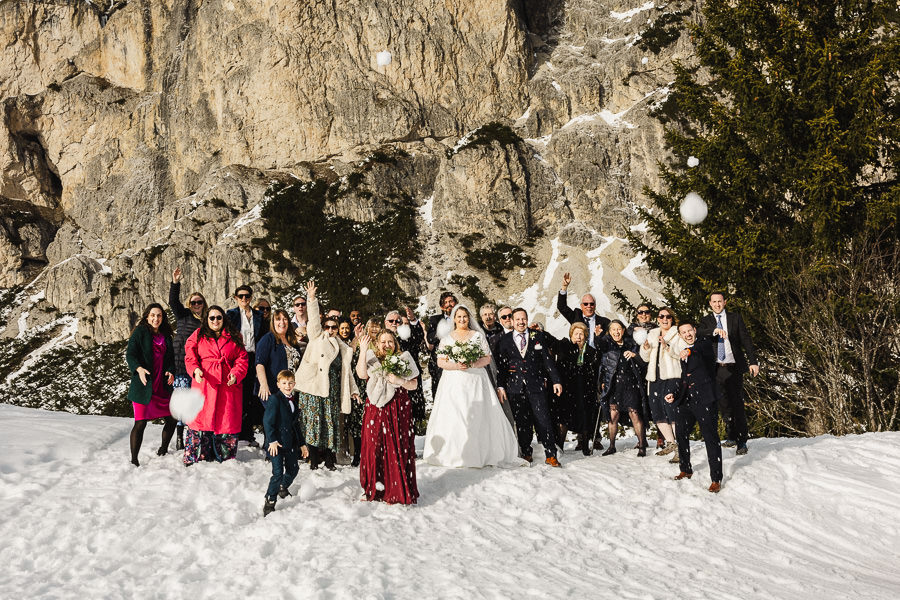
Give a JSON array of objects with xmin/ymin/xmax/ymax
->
[
  {"xmin": 495, "ymin": 330, "xmax": 561, "ymax": 395},
  {"xmin": 255, "ymin": 332, "xmax": 302, "ymax": 397},
  {"xmin": 557, "ymin": 292, "xmax": 611, "ymax": 347},
  {"xmin": 674, "ymin": 337, "xmax": 718, "ymax": 406},
  {"xmin": 263, "ymin": 391, "xmax": 306, "ymax": 452},
  {"xmin": 698, "ymin": 310, "xmax": 758, "ymax": 373},
  {"xmin": 226, "ymin": 307, "xmax": 268, "ymax": 351}
]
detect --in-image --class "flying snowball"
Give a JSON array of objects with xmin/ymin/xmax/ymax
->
[
  {"xmin": 169, "ymin": 388, "xmax": 205, "ymax": 424},
  {"xmin": 641, "ymin": 56, "xmax": 649, "ymax": 65},
  {"xmin": 360, "ymin": 287, "xmax": 369, "ymax": 296},
  {"xmin": 376, "ymin": 50, "xmax": 392, "ymax": 66},
  {"xmin": 299, "ymin": 480, "xmax": 318, "ymax": 502},
  {"xmin": 680, "ymin": 192, "xmax": 708, "ymax": 225},
  {"xmin": 632, "ymin": 328, "xmax": 648, "ymax": 346},
  {"xmin": 687, "ymin": 156, "xmax": 700, "ymax": 168},
  {"xmin": 397, "ymin": 323, "xmax": 412, "ymax": 341},
  {"xmin": 375, "ymin": 482, "xmax": 385, "ymax": 491},
  {"xmin": 435, "ymin": 317, "xmax": 453, "ymax": 341}
]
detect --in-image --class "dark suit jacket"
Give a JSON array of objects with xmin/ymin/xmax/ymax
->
[
  {"xmin": 400, "ymin": 320, "xmax": 426, "ymax": 372},
  {"xmin": 674, "ymin": 337, "xmax": 718, "ymax": 406},
  {"xmin": 226, "ymin": 307, "xmax": 268, "ymax": 350},
  {"xmin": 495, "ymin": 330, "xmax": 561, "ymax": 395},
  {"xmin": 264, "ymin": 391, "xmax": 306, "ymax": 452},
  {"xmin": 698, "ymin": 310, "xmax": 758, "ymax": 373},
  {"xmin": 557, "ymin": 292, "xmax": 611, "ymax": 347}
]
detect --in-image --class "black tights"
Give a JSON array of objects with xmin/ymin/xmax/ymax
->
[{"xmin": 130, "ymin": 417, "xmax": 177, "ymax": 466}]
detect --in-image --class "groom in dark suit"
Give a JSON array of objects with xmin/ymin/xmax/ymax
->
[
  {"xmin": 496, "ymin": 308, "xmax": 564, "ymax": 466},
  {"xmin": 426, "ymin": 291, "xmax": 457, "ymax": 396}
]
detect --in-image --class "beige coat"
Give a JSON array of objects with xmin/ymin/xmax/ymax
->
[
  {"xmin": 294, "ymin": 297, "xmax": 359, "ymax": 414},
  {"xmin": 639, "ymin": 326, "xmax": 682, "ymax": 381}
]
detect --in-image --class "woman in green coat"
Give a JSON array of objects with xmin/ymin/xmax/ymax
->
[{"xmin": 126, "ymin": 303, "xmax": 177, "ymax": 466}]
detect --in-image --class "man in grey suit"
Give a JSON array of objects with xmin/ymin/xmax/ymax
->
[{"xmin": 697, "ymin": 292, "xmax": 759, "ymax": 455}]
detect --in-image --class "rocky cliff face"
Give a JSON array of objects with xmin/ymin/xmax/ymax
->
[{"xmin": 0, "ymin": 0, "xmax": 694, "ymax": 405}]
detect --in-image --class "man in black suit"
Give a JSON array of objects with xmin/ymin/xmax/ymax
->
[
  {"xmin": 426, "ymin": 291, "xmax": 457, "ymax": 396},
  {"xmin": 557, "ymin": 272, "xmax": 610, "ymax": 348},
  {"xmin": 665, "ymin": 322, "xmax": 723, "ymax": 493},
  {"xmin": 226, "ymin": 284, "xmax": 268, "ymax": 446},
  {"xmin": 495, "ymin": 308, "xmax": 564, "ymax": 466},
  {"xmin": 697, "ymin": 292, "xmax": 759, "ymax": 455}
]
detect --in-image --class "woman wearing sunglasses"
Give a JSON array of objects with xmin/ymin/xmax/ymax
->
[
  {"xmin": 182, "ymin": 305, "xmax": 249, "ymax": 465},
  {"xmin": 169, "ymin": 267, "xmax": 207, "ymax": 449},
  {"xmin": 294, "ymin": 281, "xmax": 360, "ymax": 470},
  {"xmin": 639, "ymin": 308, "xmax": 681, "ymax": 455}
]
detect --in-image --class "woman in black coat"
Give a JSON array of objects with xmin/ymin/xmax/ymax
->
[
  {"xmin": 126, "ymin": 303, "xmax": 177, "ymax": 466},
  {"xmin": 169, "ymin": 267, "xmax": 207, "ymax": 449},
  {"xmin": 597, "ymin": 320, "xmax": 648, "ymax": 456},
  {"xmin": 552, "ymin": 322, "xmax": 601, "ymax": 456}
]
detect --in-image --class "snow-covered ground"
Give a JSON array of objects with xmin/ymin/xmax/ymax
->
[{"xmin": 1, "ymin": 404, "xmax": 898, "ymax": 598}]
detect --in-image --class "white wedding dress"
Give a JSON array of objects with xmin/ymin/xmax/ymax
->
[{"xmin": 424, "ymin": 331, "xmax": 522, "ymax": 468}]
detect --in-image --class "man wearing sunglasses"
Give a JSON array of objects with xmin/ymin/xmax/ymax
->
[
  {"xmin": 227, "ymin": 284, "xmax": 269, "ymax": 447},
  {"xmin": 557, "ymin": 272, "xmax": 611, "ymax": 348},
  {"xmin": 169, "ymin": 267, "xmax": 207, "ymax": 450}
]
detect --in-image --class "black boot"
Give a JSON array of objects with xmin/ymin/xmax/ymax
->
[
  {"xmin": 308, "ymin": 445, "xmax": 320, "ymax": 470},
  {"xmin": 278, "ymin": 486, "xmax": 292, "ymax": 499},
  {"xmin": 263, "ymin": 498, "xmax": 276, "ymax": 517},
  {"xmin": 324, "ymin": 449, "xmax": 336, "ymax": 471},
  {"xmin": 176, "ymin": 424, "xmax": 185, "ymax": 450}
]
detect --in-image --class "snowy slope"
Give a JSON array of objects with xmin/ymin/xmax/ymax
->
[{"xmin": 1, "ymin": 404, "xmax": 898, "ymax": 599}]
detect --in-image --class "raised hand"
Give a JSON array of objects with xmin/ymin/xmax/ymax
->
[
  {"xmin": 172, "ymin": 267, "xmax": 183, "ymax": 283},
  {"xmin": 358, "ymin": 333, "xmax": 371, "ymax": 348},
  {"xmin": 403, "ymin": 304, "xmax": 416, "ymax": 321},
  {"xmin": 562, "ymin": 272, "xmax": 571, "ymax": 290},
  {"xmin": 305, "ymin": 280, "xmax": 317, "ymax": 301},
  {"xmin": 354, "ymin": 324, "xmax": 365, "ymax": 339}
]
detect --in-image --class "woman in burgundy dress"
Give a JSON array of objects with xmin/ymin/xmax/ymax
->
[
  {"xmin": 126, "ymin": 303, "xmax": 177, "ymax": 466},
  {"xmin": 355, "ymin": 330, "xmax": 419, "ymax": 505}
]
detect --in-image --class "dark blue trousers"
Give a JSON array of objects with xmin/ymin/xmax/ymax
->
[
  {"xmin": 510, "ymin": 389, "xmax": 557, "ymax": 458},
  {"xmin": 265, "ymin": 449, "xmax": 299, "ymax": 501},
  {"xmin": 675, "ymin": 394, "xmax": 723, "ymax": 482}
]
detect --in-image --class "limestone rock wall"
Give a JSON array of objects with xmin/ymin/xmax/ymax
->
[{"xmin": 0, "ymin": 0, "xmax": 694, "ymax": 354}]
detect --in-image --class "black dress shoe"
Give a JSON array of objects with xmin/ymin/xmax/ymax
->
[
  {"xmin": 601, "ymin": 446, "xmax": 617, "ymax": 456},
  {"xmin": 637, "ymin": 447, "xmax": 646, "ymax": 457}
]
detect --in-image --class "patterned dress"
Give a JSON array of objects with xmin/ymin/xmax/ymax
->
[{"xmin": 296, "ymin": 354, "xmax": 342, "ymax": 451}]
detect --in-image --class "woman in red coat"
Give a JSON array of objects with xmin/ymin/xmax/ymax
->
[{"xmin": 183, "ymin": 305, "xmax": 249, "ymax": 465}]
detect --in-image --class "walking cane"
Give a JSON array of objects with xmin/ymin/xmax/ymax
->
[{"xmin": 589, "ymin": 399, "xmax": 604, "ymax": 455}]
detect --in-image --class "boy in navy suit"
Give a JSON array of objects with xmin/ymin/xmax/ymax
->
[
  {"xmin": 665, "ymin": 322, "xmax": 723, "ymax": 493},
  {"xmin": 263, "ymin": 370, "xmax": 309, "ymax": 516}
]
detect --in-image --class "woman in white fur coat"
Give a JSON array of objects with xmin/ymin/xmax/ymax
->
[
  {"xmin": 639, "ymin": 307, "xmax": 682, "ymax": 456},
  {"xmin": 294, "ymin": 280, "xmax": 359, "ymax": 470}
]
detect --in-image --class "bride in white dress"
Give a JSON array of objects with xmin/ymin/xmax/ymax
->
[{"xmin": 424, "ymin": 305, "xmax": 522, "ymax": 468}]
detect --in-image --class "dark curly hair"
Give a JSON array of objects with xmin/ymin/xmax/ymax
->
[
  {"xmin": 198, "ymin": 305, "xmax": 244, "ymax": 349},
  {"xmin": 134, "ymin": 303, "xmax": 174, "ymax": 338}
]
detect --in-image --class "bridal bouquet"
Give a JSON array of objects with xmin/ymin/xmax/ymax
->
[
  {"xmin": 437, "ymin": 340, "xmax": 484, "ymax": 367},
  {"xmin": 374, "ymin": 352, "xmax": 412, "ymax": 379}
]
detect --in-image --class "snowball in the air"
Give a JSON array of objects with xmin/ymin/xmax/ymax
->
[
  {"xmin": 680, "ymin": 192, "xmax": 708, "ymax": 225},
  {"xmin": 169, "ymin": 387, "xmax": 205, "ymax": 424},
  {"xmin": 435, "ymin": 317, "xmax": 453, "ymax": 341},
  {"xmin": 360, "ymin": 287, "xmax": 369, "ymax": 296},
  {"xmin": 397, "ymin": 323, "xmax": 412, "ymax": 341},
  {"xmin": 632, "ymin": 328, "xmax": 648, "ymax": 346},
  {"xmin": 376, "ymin": 51, "xmax": 392, "ymax": 66},
  {"xmin": 687, "ymin": 156, "xmax": 700, "ymax": 168},
  {"xmin": 375, "ymin": 482, "xmax": 385, "ymax": 491},
  {"xmin": 641, "ymin": 57, "xmax": 649, "ymax": 65}
]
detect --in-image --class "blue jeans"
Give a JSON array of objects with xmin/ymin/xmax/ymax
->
[{"xmin": 265, "ymin": 449, "xmax": 299, "ymax": 501}]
